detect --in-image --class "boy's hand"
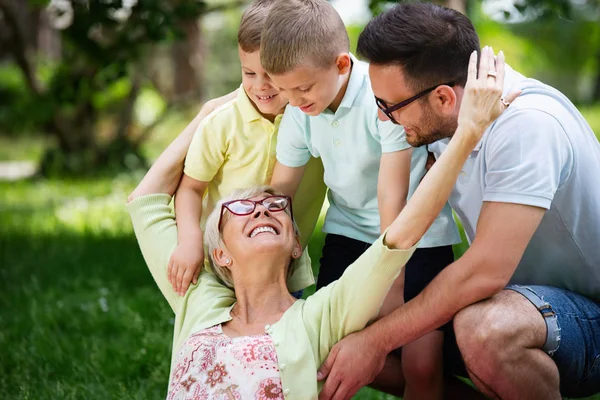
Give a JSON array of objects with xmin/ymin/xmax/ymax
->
[{"xmin": 168, "ymin": 242, "xmax": 204, "ymax": 296}]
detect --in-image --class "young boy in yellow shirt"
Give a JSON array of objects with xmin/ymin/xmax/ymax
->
[{"xmin": 169, "ymin": 0, "xmax": 326, "ymax": 297}]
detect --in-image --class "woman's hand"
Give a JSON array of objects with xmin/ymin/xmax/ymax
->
[{"xmin": 457, "ymin": 46, "xmax": 521, "ymax": 143}]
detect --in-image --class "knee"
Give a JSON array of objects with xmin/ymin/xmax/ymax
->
[
  {"xmin": 454, "ymin": 301, "xmax": 516, "ymax": 369},
  {"xmin": 403, "ymin": 356, "xmax": 442, "ymax": 386}
]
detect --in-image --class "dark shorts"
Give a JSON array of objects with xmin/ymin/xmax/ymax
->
[
  {"xmin": 403, "ymin": 245, "xmax": 454, "ymax": 302},
  {"xmin": 444, "ymin": 285, "xmax": 600, "ymax": 398},
  {"xmin": 318, "ymin": 235, "xmax": 454, "ymax": 330},
  {"xmin": 316, "ymin": 234, "xmax": 371, "ymax": 290}
]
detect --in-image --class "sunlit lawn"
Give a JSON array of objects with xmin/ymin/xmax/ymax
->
[{"xmin": 1, "ymin": 104, "xmax": 599, "ymax": 399}]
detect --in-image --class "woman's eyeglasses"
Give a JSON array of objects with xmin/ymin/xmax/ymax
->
[
  {"xmin": 218, "ymin": 195, "xmax": 293, "ymax": 232},
  {"xmin": 375, "ymin": 81, "xmax": 455, "ymax": 124}
]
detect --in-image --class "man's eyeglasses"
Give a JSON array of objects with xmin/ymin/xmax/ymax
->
[
  {"xmin": 218, "ymin": 195, "xmax": 293, "ymax": 232},
  {"xmin": 375, "ymin": 81, "xmax": 455, "ymax": 124}
]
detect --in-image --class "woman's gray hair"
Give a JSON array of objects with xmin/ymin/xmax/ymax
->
[{"xmin": 204, "ymin": 185, "xmax": 301, "ymax": 288}]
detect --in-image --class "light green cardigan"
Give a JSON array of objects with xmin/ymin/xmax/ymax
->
[{"xmin": 128, "ymin": 194, "xmax": 415, "ymax": 399}]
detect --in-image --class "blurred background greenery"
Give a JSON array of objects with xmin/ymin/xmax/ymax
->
[{"xmin": 0, "ymin": 0, "xmax": 599, "ymax": 399}]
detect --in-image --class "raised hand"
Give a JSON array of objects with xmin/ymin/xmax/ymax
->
[{"xmin": 457, "ymin": 46, "xmax": 521, "ymax": 141}]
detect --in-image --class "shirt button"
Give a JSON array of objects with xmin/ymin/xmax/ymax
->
[
  {"xmin": 265, "ymin": 324, "xmax": 270, "ymax": 331},
  {"xmin": 460, "ymin": 171, "xmax": 467, "ymax": 177},
  {"xmin": 283, "ymin": 389, "xmax": 290, "ymax": 395},
  {"xmin": 279, "ymin": 363, "xmax": 286, "ymax": 370},
  {"xmin": 331, "ymin": 120, "xmax": 339, "ymax": 127},
  {"xmin": 335, "ymin": 140, "xmax": 341, "ymax": 146},
  {"xmin": 273, "ymin": 340, "xmax": 279, "ymax": 346}
]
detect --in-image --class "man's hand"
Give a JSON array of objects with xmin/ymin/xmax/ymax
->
[
  {"xmin": 168, "ymin": 242, "xmax": 204, "ymax": 296},
  {"xmin": 318, "ymin": 331, "xmax": 388, "ymax": 400}
]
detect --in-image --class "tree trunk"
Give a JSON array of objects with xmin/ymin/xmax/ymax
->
[
  {"xmin": 36, "ymin": 9, "xmax": 61, "ymax": 61},
  {"xmin": 0, "ymin": 0, "xmax": 43, "ymax": 94},
  {"xmin": 171, "ymin": 19, "xmax": 204, "ymax": 100}
]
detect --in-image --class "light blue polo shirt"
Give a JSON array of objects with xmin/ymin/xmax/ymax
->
[
  {"xmin": 277, "ymin": 55, "xmax": 460, "ymax": 247},
  {"xmin": 429, "ymin": 66, "xmax": 600, "ymax": 300}
]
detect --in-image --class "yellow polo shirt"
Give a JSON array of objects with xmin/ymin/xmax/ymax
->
[{"xmin": 184, "ymin": 86, "xmax": 327, "ymax": 291}]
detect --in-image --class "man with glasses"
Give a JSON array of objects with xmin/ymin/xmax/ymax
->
[{"xmin": 317, "ymin": 3, "xmax": 600, "ymax": 400}]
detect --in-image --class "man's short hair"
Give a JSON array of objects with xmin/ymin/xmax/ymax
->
[
  {"xmin": 357, "ymin": 2, "xmax": 480, "ymax": 90},
  {"xmin": 237, "ymin": 0, "xmax": 277, "ymax": 53},
  {"xmin": 261, "ymin": 0, "xmax": 349, "ymax": 75}
]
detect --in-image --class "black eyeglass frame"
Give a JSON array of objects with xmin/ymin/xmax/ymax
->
[
  {"xmin": 217, "ymin": 195, "xmax": 294, "ymax": 232},
  {"xmin": 375, "ymin": 81, "xmax": 455, "ymax": 124}
]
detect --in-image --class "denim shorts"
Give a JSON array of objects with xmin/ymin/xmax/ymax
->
[
  {"xmin": 505, "ymin": 285, "xmax": 600, "ymax": 397},
  {"xmin": 444, "ymin": 285, "xmax": 600, "ymax": 397}
]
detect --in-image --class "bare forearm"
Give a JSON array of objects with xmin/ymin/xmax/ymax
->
[
  {"xmin": 385, "ymin": 128, "xmax": 478, "ymax": 249},
  {"xmin": 368, "ymin": 254, "xmax": 502, "ymax": 352},
  {"xmin": 379, "ymin": 198, "xmax": 406, "ymax": 233},
  {"xmin": 174, "ymin": 185, "xmax": 204, "ymax": 244},
  {"xmin": 377, "ymin": 150, "xmax": 411, "ymax": 234},
  {"xmin": 270, "ymin": 162, "xmax": 305, "ymax": 199}
]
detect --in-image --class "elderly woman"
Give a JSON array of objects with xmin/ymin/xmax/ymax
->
[{"xmin": 127, "ymin": 49, "xmax": 515, "ymax": 399}]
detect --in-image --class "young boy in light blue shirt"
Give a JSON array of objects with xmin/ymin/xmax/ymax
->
[{"xmin": 262, "ymin": 0, "xmax": 461, "ymax": 397}]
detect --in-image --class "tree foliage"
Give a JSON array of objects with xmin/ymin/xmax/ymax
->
[{"xmin": 0, "ymin": 0, "xmax": 245, "ymax": 175}]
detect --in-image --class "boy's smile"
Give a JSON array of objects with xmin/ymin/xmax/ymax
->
[{"xmin": 238, "ymin": 47, "xmax": 288, "ymax": 121}]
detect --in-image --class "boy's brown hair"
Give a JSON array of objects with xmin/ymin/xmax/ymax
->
[
  {"xmin": 260, "ymin": 0, "xmax": 349, "ymax": 75},
  {"xmin": 237, "ymin": 0, "xmax": 277, "ymax": 52}
]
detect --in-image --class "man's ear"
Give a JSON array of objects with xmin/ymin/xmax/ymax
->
[
  {"xmin": 335, "ymin": 53, "xmax": 352, "ymax": 76},
  {"xmin": 213, "ymin": 248, "xmax": 232, "ymax": 268},
  {"xmin": 431, "ymin": 84, "xmax": 457, "ymax": 115}
]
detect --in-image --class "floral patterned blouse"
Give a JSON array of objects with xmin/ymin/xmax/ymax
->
[{"xmin": 168, "ymin": 325, "xmax": 283, "ymax": 400}]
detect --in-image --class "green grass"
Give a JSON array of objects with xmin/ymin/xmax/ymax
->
[{"xmin": 0, "ymin": 176, "xmax": 172, "ymax": 399}]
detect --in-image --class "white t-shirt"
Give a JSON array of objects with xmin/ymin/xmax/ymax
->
[{"xmin": 429, "ymin": 66, "xmax": 600, "ymax": 300}]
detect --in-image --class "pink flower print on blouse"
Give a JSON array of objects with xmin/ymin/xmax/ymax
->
[
  {"xmin": 206, "ymin": 362, "xmax": 228, "ymax": 387},
  {"xmin": 180, "ymin": 375, "xmax": 197, "ymax": 392},
  {"xmin": 256, "ymin": 377, "xmax": 284, "ymax": 400},
  {"xmin": 232, "ymin": 335, "xmax": 278, "ymax": 369},
  {"xmin": 216, "ymin": 384, "xmax": 242, "ymax": 400},
  {"xmin": 168, "ymin": 325, "xmax": 283, "ymax": 399}
]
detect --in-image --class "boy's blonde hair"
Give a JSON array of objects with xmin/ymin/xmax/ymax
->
[
  {"xmin": 204, "ymin": 185, "xmax": 300, "ymax": 288},
  {"xmin": 260, "ymin": 0, "xmax": 349, "ymax": 75},
  {"xmin": 237, "ymin": 0, "xmax": 278, "ymax": 53}
]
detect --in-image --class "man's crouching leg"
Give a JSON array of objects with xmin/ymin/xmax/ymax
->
[{"xmin": 454, "ymin": 289, "xmax": 560, "ymax": 400}]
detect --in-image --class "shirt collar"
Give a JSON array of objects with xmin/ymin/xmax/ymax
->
[
  {"xmin": 236, "ymin": 84, "xmax": 265, "ymax": 124},
  {"xmin": 336, "ymin": 53, "xmax": 368, "ymax": 111}
]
